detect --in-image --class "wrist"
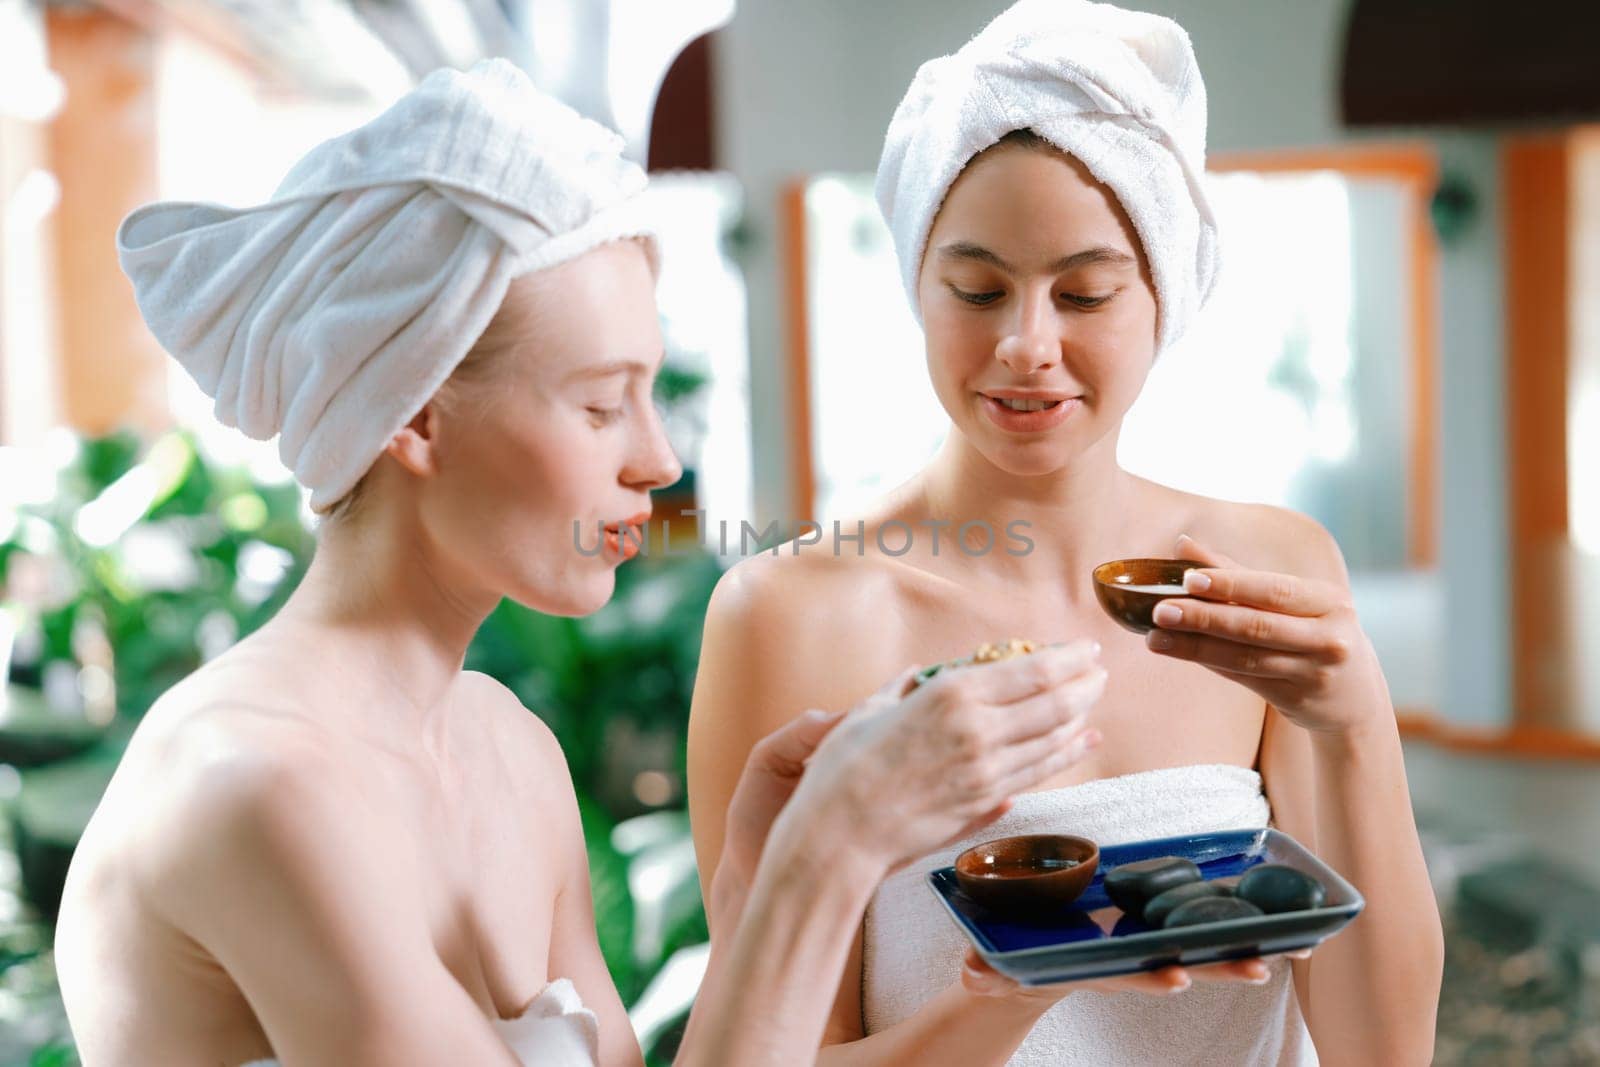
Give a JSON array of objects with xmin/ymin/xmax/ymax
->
[
  {"xmin": 1309, "ymin": 705, "xmax": 1395, "ymax": 760},
  {"xmin": 960, "ymin": 980, "xmax": 1060, "ymax": 1020},
  {"xmin": 708, "ymin": 858, "xmax": 751, "ymax": 928},
  {"xmin": 767, "ymin": 804, "xmax": 891, "ymax": 889}
]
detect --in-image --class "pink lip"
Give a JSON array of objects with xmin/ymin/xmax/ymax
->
[
  {"xmin": 981, "ymin": 388, "xmax": 1077, "ymax": 402},
  {"xmin": 600, "ymin": 512, "xmax": 651, "ymax": 563},
  {"xmin": 979, "ymin": 393, "xmax": 1081, "ymax": 433}
]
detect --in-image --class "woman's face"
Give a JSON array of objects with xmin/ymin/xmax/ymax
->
[
  {"xmin": 421, "ymin": 240, "xmax": 681, "ymax": 616},
  {"xmin": 917, "ymin": 143, "xmax": 1159, "ymax": 476}
]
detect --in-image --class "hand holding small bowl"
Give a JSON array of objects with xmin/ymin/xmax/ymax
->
[
  {"xmin": 1136, "ymin": 534, "xmax": 1390, "ymax": 736},
  {"xmin": 1091, "ymin": 559, "xmax": 1207, "ymax": 634}
]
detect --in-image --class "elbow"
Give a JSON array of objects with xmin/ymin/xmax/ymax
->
[
  {"xmin": 1317, "ymin": 926, "xmax": 1445, "ymax": 1067},
  {"xmin": 1390, "ymin": 920, "xmax": 1445, "ymax": 1065},
  {"xmin": 1322, "ymin": 1026, "xmax": 1437, "ymax": 1067}
]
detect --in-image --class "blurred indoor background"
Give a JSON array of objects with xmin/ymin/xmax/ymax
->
[{"xmin": 0, "ymin": 0, "xmax": 1597, "ymax": 1063}]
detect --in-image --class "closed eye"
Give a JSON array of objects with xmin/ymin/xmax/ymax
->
[
  {"xmin": 1061, "ymin": 291, "xmax": 1117, "ymax": 309},
  {"xmin": 950, "ymin": 285, "xmax": 1002, "ymax": 306}
]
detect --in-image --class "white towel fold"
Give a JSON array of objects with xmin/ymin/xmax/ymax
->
[
  {"xmin": 118, "ymin": 59, "xmax": 654, "ymax": 512},
  {"xmin": 875, "ymin": 0, "xmax": 1221, "ymax": 353}
]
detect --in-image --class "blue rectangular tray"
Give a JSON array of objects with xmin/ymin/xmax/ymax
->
[{"xmin": 927, "ymin": 828, "xmax": 1364, "ymax": 985}]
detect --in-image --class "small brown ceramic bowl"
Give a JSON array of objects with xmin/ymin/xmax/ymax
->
[
  {"xmin": 1092, "ymin": 558, "xmax": 1206, "ymax": 634},
  {"xmin": 954, "ymin": 834, "xmax": 1099, "ymax": 913}
]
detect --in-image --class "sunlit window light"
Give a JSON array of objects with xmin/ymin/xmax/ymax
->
[
  {"xmin": 605, "ymin": 0, "xmax": 734, "ymax": 161},
  {"xmin": 1571, "ymin": 385, "xmax": 1600, "ymax": 554},
  {"xmin": 805, "ymin": 174, "xmax": 942, "ymax": 521}
]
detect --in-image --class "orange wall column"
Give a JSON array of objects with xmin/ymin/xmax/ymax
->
[
  {"xmin": 46, "ymin": 6, "xmax": 169, "ymax": 436},
  {"xmin": 1502, "ymin": 134, "xmax": 1574, "ymax": 731}
]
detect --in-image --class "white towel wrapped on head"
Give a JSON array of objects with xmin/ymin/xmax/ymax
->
[
  {"xmin": 118, "ymin": 58, "xmax": 655, "ymax": 512},
  {"xmin": 875, "ymin": 0, "xmax": 1221, "ymax": 354}
]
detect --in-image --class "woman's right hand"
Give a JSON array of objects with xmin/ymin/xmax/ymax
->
[{"xmin": 776, "ymin": 639, "xmax": 1106, "ymax": 877}]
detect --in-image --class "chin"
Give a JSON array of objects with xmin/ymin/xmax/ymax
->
[
  {"xmin": 509, "ymin": 570, "xmax": 617, "ymax": 618},
  {"xmin": 970, "ymin": 433, "xmax": 1079, "ymax": 477}
]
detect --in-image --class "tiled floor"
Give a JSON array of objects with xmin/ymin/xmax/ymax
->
[{"xmin": 1405, "ymin": 739, "xmax": 1600, "ymax": 1066}]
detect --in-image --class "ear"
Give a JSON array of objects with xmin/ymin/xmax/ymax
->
[{"xmin": 383, "ymin": 402, "xmax": 442, "ymax": 478}]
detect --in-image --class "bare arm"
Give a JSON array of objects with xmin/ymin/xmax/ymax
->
[
  {"xmin": 686, "ymin": 562, "xmax": 1087, "ymax": 1065},
  {"xmin": 542, "ymin": 736, "xmax": 648, "ymax": 1067},
  {"xmin": 146, "ymin": 749, "xmax": 522, "ymax": 1067},
  {"xmin": 1160, "ymin": 528, "xmax": 1443, "ymax": 1065}
]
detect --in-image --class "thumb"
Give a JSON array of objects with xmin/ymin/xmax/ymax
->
[
  {"xmin": 960, "ymin": 946, "xmax": 1016, "ymax": 997},
  {"xmin": 1175, "ymin": 532, "xmax": 1239, "ymax": 569},
  {"xmin": 751, "ymin": 708, "xmax": 846, "ymax": 773},
  {"xmin": 867, "ymin": 664, "xmax": 924, "ymax": 707}
]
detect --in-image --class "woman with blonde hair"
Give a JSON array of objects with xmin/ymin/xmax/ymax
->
[
  {"xmin": 53, "ymin": 59, "xmax": 1111, "ymax": 1066},
  {"xmin": 688, "ymin": 2, "xmax": 1443, "ymax": 1064}
]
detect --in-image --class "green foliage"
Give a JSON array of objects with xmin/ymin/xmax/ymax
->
[
  {"xmin": 2, "ymin": 429, "xmax": 312, "ymax": 724},
  {"xmin": 578, "ymin": 792, "xmax": 640, "ymax": 1000},
  {"xmin": 27, "ymin": 1044, "xmax": 79, "ymax": 1067}
]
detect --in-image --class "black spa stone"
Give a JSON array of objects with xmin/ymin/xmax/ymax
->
[
  {"xmin": 1162, "ymin": 895, "xmax": 1265, "ymax": 928},
  {"xmin": 1141, "ymin": 879, "xmax": 1234, "ymax": 927},
  {"xmin": 1236, "ymin": 864, "xmax": 1327, "ymax": 915},
  {"xmin": 1103, "ymin": 856, "xmax": 1202, "ymax": 914}
]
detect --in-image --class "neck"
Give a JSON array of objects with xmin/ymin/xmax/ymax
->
[
  {"xmin": 920, "ymin": 429, "xmax": 1138, "ymax": 593},
  {"xmin": 268, "ymin": 499, "xmax": 499, "ymax": 728}
]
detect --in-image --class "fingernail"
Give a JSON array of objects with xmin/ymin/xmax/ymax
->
[
  {"xmin": 1183, "ymin": 570, "xmax": 1211, "ymax": 593},
  {"xmin": 1147, "ymin": 630, "xmax": 1175, "ymax": 652},
  {"xmin": 1152, "ymin": 602, "xmax": 1181, "ymax": 626}
]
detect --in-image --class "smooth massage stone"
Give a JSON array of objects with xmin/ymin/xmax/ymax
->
[
  {"xmin": 1162, "ymin": 895, "xmax": 1265, "ymax": 928},
  {"xmin": 1103, "ymin": 856, "xmax": 1202, "ymax": 914},
  {"xmin": 1236, "ymin": 864, "xmax": 1327, "ymax": 915},
  {"xmin": 1141, "ymin": 879, "xmax": 1234, "ymax": 927}
]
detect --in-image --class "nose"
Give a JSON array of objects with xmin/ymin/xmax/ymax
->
[
  {"xmin": 994, "ymin": 287, "xmax": 1060, "ymax": 376},
  {"xmin": 624, "ymin": 402, "xmax": 683, "ymax": 492}
]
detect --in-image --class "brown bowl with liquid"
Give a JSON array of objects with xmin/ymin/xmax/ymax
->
[
  {"xmin": 954, "ymin": 834, "xmax": 1100, "ymax": 913},
  {"xmin": 1092, "ymin": 558, "xmax": 1206, "ymax": 635}
]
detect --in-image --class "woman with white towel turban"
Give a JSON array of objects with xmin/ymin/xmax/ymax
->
[
  {"xmin": 53, "ymin": 58, "xmax": 1115, "ymax": 1066},
  {"xmin": 689, "ymin": 1, "xmax": 1443, "ymax": 1064}
]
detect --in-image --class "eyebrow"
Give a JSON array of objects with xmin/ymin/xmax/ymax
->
[{"xmin": 936, "ymin": 241, "xmax": 1135, "ymax": 274}]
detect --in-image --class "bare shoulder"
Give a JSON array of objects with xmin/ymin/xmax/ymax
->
[
  {"xmin": 703, "ymin": 540, "xmax": 916, "ymax": 713},
  {"xmin": 123, "ymin": 694, "xmax": 358, "ymax": 896},
  {"xmin": 449, "ymin": 670, "xmax": 585, "ymax": 849},
  {"xmin": 1169, "ymin": 490, "xmax": 1351, "ymax": 588},
  {"xmin": 453, "ymin": 670, "xmax": 566, "ymax": 767},
  {"xmin": 710, "ymin": 540, "xmax": 904, "ymax": 628}
]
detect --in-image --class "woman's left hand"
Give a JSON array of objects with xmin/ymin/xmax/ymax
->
[
  {"xmin": 1144, "ymin": 534, "xmax": 1389, "ymax": 736},
  {"xmin": 711, "ymin": 702, "xmax": 859, "ymax": 917}
]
